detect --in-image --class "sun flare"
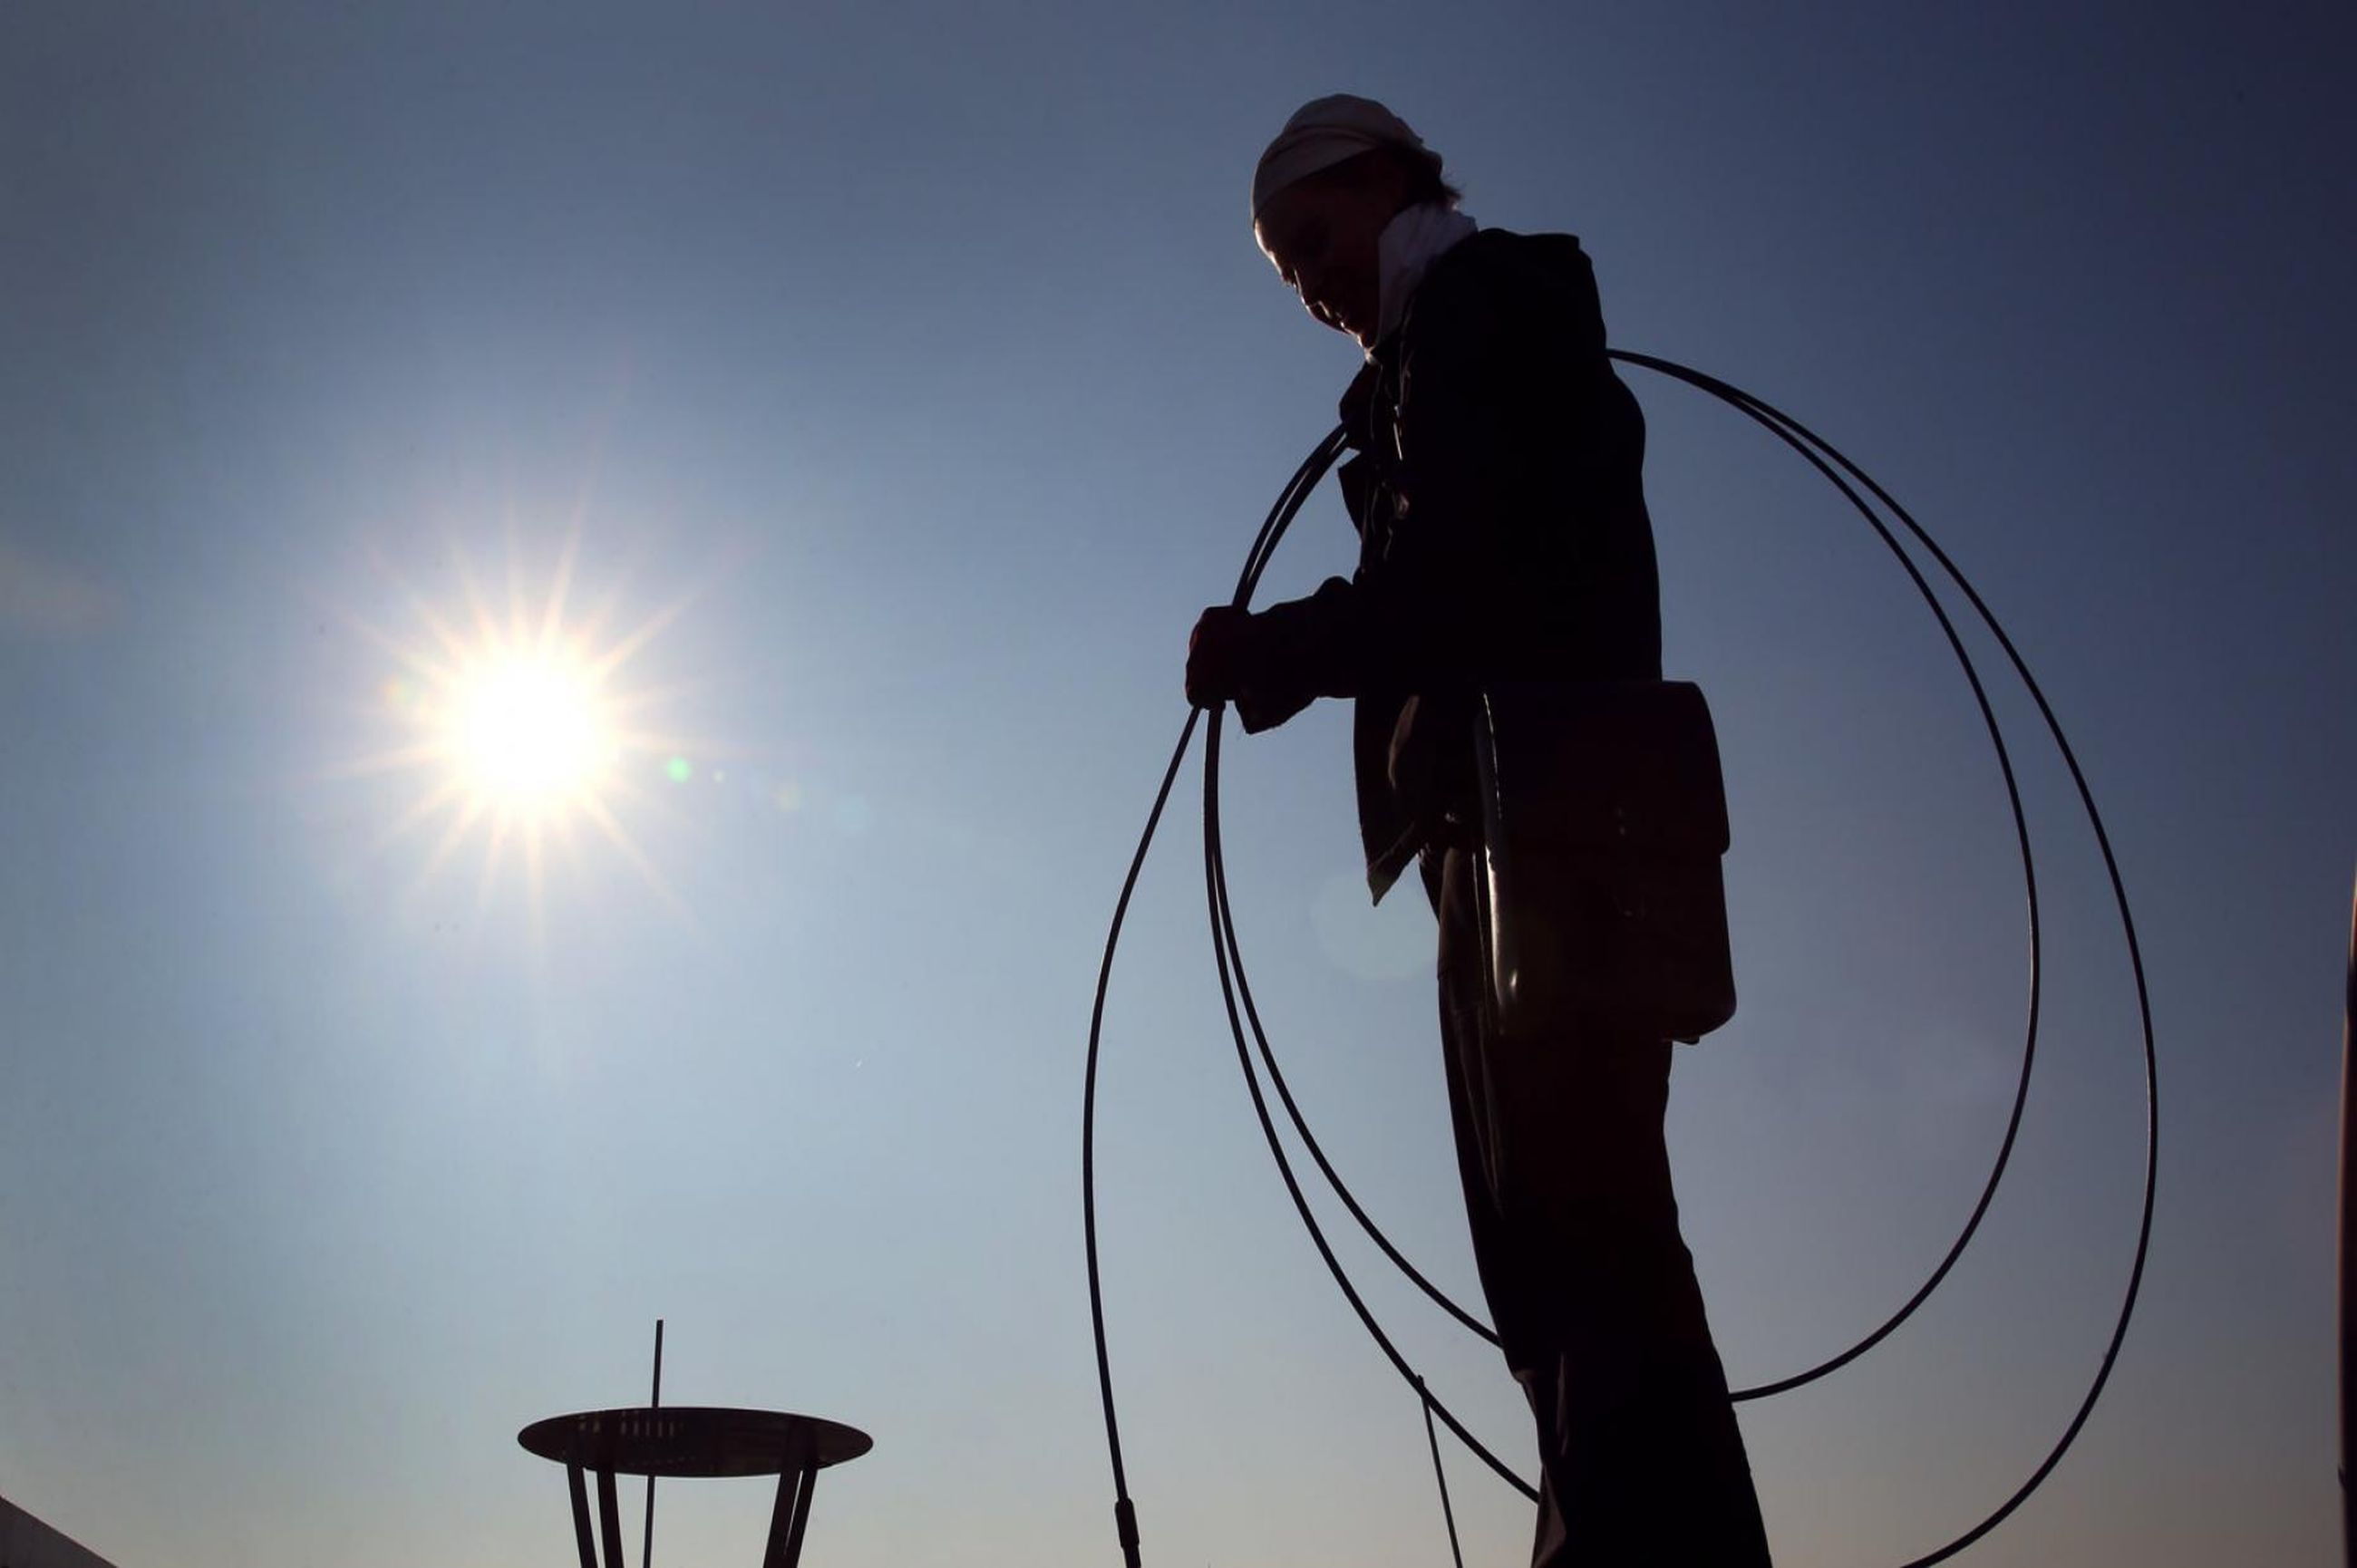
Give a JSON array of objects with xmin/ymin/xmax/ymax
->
[{"xmin": 336, "ymin": 536, "xmax": 696, "ymax": 928}]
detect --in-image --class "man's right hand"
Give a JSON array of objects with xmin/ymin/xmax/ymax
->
[{"xmin": 1186, "ymin": 605, "xmax": 1257, "ymax": 710}]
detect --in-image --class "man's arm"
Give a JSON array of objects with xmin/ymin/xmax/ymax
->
[{"xmin": 1201, "ymin": 239, "xmax": 1616, "ymax": 722}]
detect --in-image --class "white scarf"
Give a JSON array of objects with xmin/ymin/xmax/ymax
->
[{"xmin": 1372, "ymin": 202, "xmax": 1479, "ymax": 357}]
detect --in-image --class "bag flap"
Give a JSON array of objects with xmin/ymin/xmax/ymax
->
[{"xmin": 1479, "ymin": 680, "xmax": 1731, "ymax": 855}]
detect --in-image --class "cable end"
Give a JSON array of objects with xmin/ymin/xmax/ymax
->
[{"xmin": 1115, "ymin": 1496, "xmax": 1141, "ymax": 1567}]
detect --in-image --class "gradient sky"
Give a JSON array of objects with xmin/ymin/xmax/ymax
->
[{"xmin": 3, "ymin": 4, "xmax": 2352, "ymax": 1565}]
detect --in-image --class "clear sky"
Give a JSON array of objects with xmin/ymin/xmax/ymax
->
[{"xmin": 2, "ymin": 4, "xmax": 2351, "ymax": 1565}]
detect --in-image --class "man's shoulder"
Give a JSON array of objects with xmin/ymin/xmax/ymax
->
[
  {"xmin": 1431, "ymin": 227, "xmax": 1592, "ymax": 296},
  {"xmin": 1459, "ymin": 225, "xmax": 1589, "ymax": 261},
  {"xmin": 1407, "ymin": 227, "xmax": 1601, "ymax": 354}
]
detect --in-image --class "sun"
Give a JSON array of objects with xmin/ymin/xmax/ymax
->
[
  {"xmin": 335, "ymin": 535, "xmax": 695, "ymax": 927},
  {"xmin": 447, "ymin": 649, "xmax": 616, "ymax": 806}
]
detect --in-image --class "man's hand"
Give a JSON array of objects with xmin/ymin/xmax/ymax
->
[{"xmin": 1186, "ymin": 605, "xmax": 1257, "ymax": 710}]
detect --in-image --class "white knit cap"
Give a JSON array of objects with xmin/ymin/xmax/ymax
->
[{"xmin": 1251, "ymin": 93, "xmax": 1442, "ymax": 220}]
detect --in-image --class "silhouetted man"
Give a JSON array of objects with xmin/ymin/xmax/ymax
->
[{"xmin": 1185, "ymin": 94, "xmax": 1773, "ymax": 1566}]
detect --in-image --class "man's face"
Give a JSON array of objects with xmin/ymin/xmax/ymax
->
[{"xmin": 1254, "ymin": 161, "xmax": 1402, "ymax": 350}]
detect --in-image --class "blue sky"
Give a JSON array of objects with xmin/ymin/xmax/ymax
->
[{"xmin": 2, "ymin": 3, "xmax": 2351, "ymax": 1564}]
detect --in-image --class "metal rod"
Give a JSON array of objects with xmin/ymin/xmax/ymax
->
[
  {"xmin": 2340, "ymin": 872, "xmax": 2354, "ymax": 1565},
  {"xmin": 567, "ymin": 1463, "xmax": 597, "ymax": 1568},
  {"xmin": 645, "ymin": 1320, "xmax": 664, "ymax": 1568},
  {"xmin": 761, "ymin": 1466, "xmax": 809, "ymax": 1568},
  {"xmin": 779, "ymin": 1466, "xmax": 818, "ymax": 1568},
  {"xmin": 597, "ymin": 1466, "xmax": 625, "ymax": 1568}
]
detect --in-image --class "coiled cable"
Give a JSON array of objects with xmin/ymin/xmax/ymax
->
[{"xmin": 1082, "ymin": 353, "xmax": 2158, "ymax": 1567}]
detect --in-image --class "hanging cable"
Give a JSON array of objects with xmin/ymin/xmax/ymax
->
[
  {"xmin": 1620, "ymin": 354, "xmax": 2158, "ymax": 1558},
  {"xmin": 1081, "ymin": 429, "xmax": 1344, "ymax": 1568},
  {"xmin": 1418, "ymin": 1376, "xmax": 1468, "ymax": 1568},
  {"xmin": 1205, "ymin": 704, "xmax": 1540, "ymax": 1500}
]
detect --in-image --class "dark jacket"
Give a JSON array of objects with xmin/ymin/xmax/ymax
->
[{"xmin": 1235, "ymin": 227, "xmax": 1663, "ymax": 902}]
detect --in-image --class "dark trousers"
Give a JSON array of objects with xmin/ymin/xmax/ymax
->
[{"xmin": 1431, "ymin": 846, "xmax": 1772, "ymax": 1567}]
